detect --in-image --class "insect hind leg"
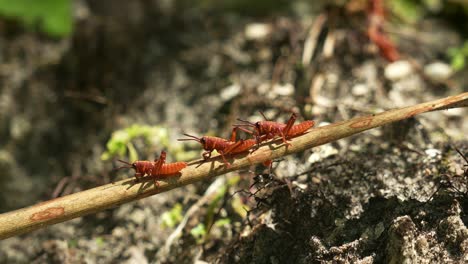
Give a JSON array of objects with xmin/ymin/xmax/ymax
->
[
  {"xmin": 218, "ymin": 151, "xmax": 232, "ymax": 168},
  {"xmin": 280, "ymin": 113, "xmax": 297, "ymax": 146},
  {"xmin": 283, "ymin": 113, "xmax": 297, "ymax": 137}
]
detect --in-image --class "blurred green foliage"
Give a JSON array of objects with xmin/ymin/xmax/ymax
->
[
  {"xmin": 161, "ymin": 203, "xmax": 184, "ymax": 228},
  {"xmin": 225, "ymin": 175, "xmax": 248, "ymax": 218},
  {"xmin": 0, "ymin": 0, "xmax": 72, "ymax": 37},
  {"xmin": 189, "ymin": 218, "xmax": 231, "ymax": 244},
  {"xmin": 205, "ymin": 184, "xmax": 227, "ymax": 233},
  {"xmin": 95, "ymin": 237, "xmax": 105, "ymax": 247},
  {"xmin": 197, "ymin": 0, "xmax": 291, "ymax": 15},
  {"xmin": 390, "ymin": 0, "xmax": 468, "ymax": 24},
  {"xmin": 389, "ymin": 0, "xmax": 424, "ymax": 23},
  {"xmin": 190, "ymin": 223, "xmax": 206, "ymax": 243},
  {"xmin": 101, "ymin": 124, "xmax": 170, "ymax": 162},
  {"xmin": 214, "ymin": 218, "xmax": 231, "ymax": 227},
  {"xmin": 448, "ymin": 41, "xmax": 468, "ymax": 71},
  {"xmin": 187, "ymin": 176, "xmax": 244, "ymax": 244},
  {"xmin": 68, "ymin": 239, "xmax": 78, "ymax": 248}
]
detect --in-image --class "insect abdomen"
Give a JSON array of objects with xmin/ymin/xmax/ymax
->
[
  {"xmin": 229, "ymin": 139, "xmax": 256, "ymax": 154},
  {"xmin": 158, "ymin": 162, "xmax": 187, "ymax": 175},
  {"xmin": 287, "ymin": 120, "xmax": 315, "ymax": 138}
]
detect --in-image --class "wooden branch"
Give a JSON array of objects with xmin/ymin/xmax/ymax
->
[{"xmin": 0, "ymin": 92, "xmax": 467, "ymax": 240}]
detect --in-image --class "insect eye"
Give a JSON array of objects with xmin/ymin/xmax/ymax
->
[
  {"xmin": 132, "ymin": 163, "xmax": 137, "ymax": 168},
  {"xmin": 255, "ymin": 122, "xmax": 260, "ymax": 128},
  {"xmin": 200, "ymin": 138, "xmax": 206, "ymax": 144}
]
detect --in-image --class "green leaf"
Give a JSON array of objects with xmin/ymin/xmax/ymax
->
[
  {"xmin": 214, "ymin": 218, "xmax": 231, "ymax": 227},
  {"xmin": 101, "ymin": 124, "xmax": 183, "ymax": 162},
  {"xmin": 448, "ymin": 41, "xmax": 468, "ymax": 71},
  {"xmin": 68, "ymin": 239, "xmax": 78, "ymax": 248},
  {"xmin": 462, "ymin": 42, "xmax": 468, "ymax": 54},
  {"xmin": 95, "ymin": 237, "xmax": 105, "ymax": 247},
  {"xmin": 0, "ymin": 0, "xmax": 72, "ymax": 37},
  {"xmin": 190, "ymin": 223, "xmax": 206, "ymax": 243},
  {"xmin": 127, "ymin": 142, "xmax": 139, "ymax": 163},
  {"xmin": 161, "ymin": 203, "xmax": 183, "ymax": 228},
  {"xmin": 389, "ymin": 0, "xmax": 424, "ymax": 24},
  {"xmin": 451, "ymin": 53, "xmax": 465, "ymax": 71},
  {"xmin": 231, "ymin": 192, "xmax": 248, "ymax": 218}
]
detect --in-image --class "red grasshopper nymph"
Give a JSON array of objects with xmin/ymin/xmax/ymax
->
[
  {"xmin": 234, "ymin": 112, "xmax": 315, "ymax": 147},
  {"xmin": 116, "ymin": 151, "xmax": 187, "ymax": 186},
  {"xmin": 178, "ymin": 128, "xmax": 256, "ymax": 167}
]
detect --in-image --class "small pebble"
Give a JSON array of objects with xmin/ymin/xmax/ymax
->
[
  {"xmin": 442, "ymin": 107, "xmax": 464, "ymax": 117},
  {"xmin": 10, "ymin": 116, "xmax": 31, "ymax": 140},
  {"xmin": 308, "ymin": 143, "xmax": 338, "ymax": 163},
  {"xmin": 272, "ymin": 83, "xmax": 295, "ymax": 96},
  {"xmin": 317, "ymin": 121, "xmax": 331, "ymax": 127},
  {"xmin": 384, "ymin": 60, "xmax": 413, "ymax": 81},
  {"xmin": 425, "ymin": 148, "xmax": 441, "ymax": 158},
  {"xmin": 245, "ymin": 23, "xmax": 272, "ymax": 40},
  {"xmin": 112, "ymin": 227, "xmax": 126, "ymax": 237},
  {"xmin": 351, "ymin": 83, "xmax": 369, "ymax": 96},
  {"xmin": 130, "ymin": 209, "xmax": 146, "ymax": 225},
  {"xmin": 220, "ymin": 84, "xmax": 241, "ymax": 101},
  {"xmin": 424, "ymin": 61, "xmax": 453, "ymax": 82},
  {"xmin": 257, "ymin": 83, "xmax": 270, "ymax": 95}
]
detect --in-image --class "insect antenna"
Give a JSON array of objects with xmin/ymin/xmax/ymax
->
[
  {"xmin": 114, "ymin": 159, "xmax": 133, "ymax": 171},
  {"xmin": 117, "ymin": 159, "xmax": 132, "ymax": 165},
  {"xmin": 259, "ymin": 111, "xmax": 270, "ymax": 121},
  {"xmin": 232, "ymin": 125, "xmax": 254, "ymax": 135},
  {"xmin": 236, "ymin": 118, "xmax": 255, "ymax": 127},
  {"xmin": 178, "ymin": 133, "xmax": 202, "ymax": 142}
]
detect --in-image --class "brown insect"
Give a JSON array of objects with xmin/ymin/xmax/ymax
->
[
  {"xmin": 116, "ymin": 151, "xmax": 187, "ymax": 185},
  {"xmin": 367, "ymin": 0, "xmax": 400, "ymax": 61},
  {"xmin": 234, "ymin": 112, "xmax": 315, "ymax": 147},
  {"xmin": 178, "ymin": 128, "xmax": 256, "ymax": 167}
]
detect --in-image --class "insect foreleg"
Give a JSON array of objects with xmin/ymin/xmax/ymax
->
[
  {"xmin": 202, "ymin": 151, "xmax": 212, "ymax": 160},
  {"xmin": 135, "ymin": 172, "xmax": 144, "ymax": 182}
]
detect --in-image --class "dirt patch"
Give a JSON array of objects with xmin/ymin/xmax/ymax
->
[{"xmin": 0, "ymin": 1, "xmax": 467, "ymax": 263}]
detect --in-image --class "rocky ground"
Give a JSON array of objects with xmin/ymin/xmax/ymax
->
[{"xmin": 0, "ymin": 0, "xmax": 467, "ymax": 263}]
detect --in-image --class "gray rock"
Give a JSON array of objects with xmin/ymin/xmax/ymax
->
[
  {"xmin": 424, "ymin": 62, "xmax": 453, "ymax": 82},
  {"xmin": 384, "ymin": 61, "xmax": 413, "ymax": 81}
]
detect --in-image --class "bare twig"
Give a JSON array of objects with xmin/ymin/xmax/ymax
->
[
  {"xmin": 0, "ymin": 92, "xmax": 466, "ymax": 240},
  {"xmin": 302, "ymin": 14, "xmax": 327, "ymax": 66},
  {"xmin": 162, "ymin": 177, "xmax": 226, "ymax": 255}
]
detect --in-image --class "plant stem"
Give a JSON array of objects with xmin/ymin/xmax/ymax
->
[{"xmin": 0, "ymin": 92, "xmax": 467, "ymax": 240}]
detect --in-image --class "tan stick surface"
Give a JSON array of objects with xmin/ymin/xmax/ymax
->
[{"xmin": 0, "ymin": 92, "xmax": 467, "ymax": 240}]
